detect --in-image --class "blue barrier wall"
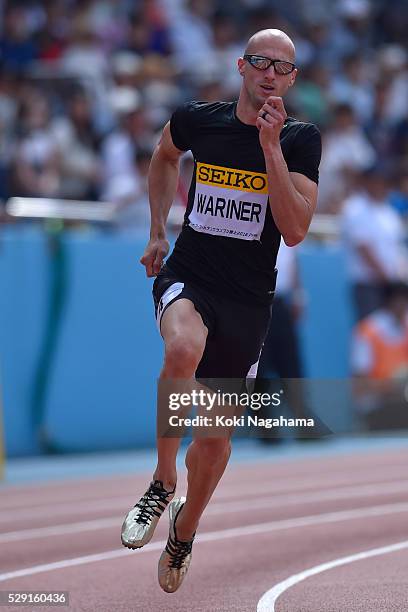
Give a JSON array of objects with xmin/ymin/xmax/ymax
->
[
  {"xmin": 0, "ymin": 228, "xmax": 48, "ymax": 456},
  {"xmin": 299, "ymin": 242, "xmax": 354, "ymax": 378},
  {"xmin": 298, "ymin": 243, "xmax": 355, "ymax": 432},
  {"xmin": 44, "ymin": 231, "xmax": 161, "ymax": 452},
  {"xmin": 1, "ymin": 227, "xmax": 355, "ymax": 457}
]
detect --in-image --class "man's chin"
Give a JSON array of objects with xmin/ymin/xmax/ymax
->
[{"xmin": 258, "ymin": 89, "xmax": 280, "ymax": 104}]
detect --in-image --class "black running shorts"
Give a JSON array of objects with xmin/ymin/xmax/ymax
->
[{"xmin": 153, "ymin": 265, "xmax": 272, "ymax": 379}]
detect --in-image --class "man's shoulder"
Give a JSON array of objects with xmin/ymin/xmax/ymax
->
[
  {"xmin": 284, "ymin": 117, "xmax": 321, "ymax": 137},
  {"xmin": 181, "ymin": 100, "xmax": 235, "ymax": 112},
  {"xmin": 170, "ymin": 101, "xmax": 235, "ymax": 151},
  {"xmin": 173, "ymin": 100, "xmax": 235, "ymax": 124}
]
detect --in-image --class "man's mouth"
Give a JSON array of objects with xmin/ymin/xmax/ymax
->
[{"xmin": 259, "ymin": 84, "xmax": 275, "ymax": 92}]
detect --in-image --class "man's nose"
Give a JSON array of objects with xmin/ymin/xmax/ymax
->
[{"xmin": 263, "ymin": 65, "xmax": 276, "ymax": 78}]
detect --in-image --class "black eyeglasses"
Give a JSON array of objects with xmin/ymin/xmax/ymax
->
[{"xmin": 243, "ymin": 54, "xmax": 296, "ymax": 75}]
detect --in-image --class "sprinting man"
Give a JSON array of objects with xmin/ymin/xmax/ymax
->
[{"xmin": 121, "ymin": 28, "xmax": 321, "ymax": 592}]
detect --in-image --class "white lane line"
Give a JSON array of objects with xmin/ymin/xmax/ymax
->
[
  {"xmin": 210, "ymin": 480, "xmax": 408, "ymax": 514},
  {"xmin": 0, "ymin": 518, "xmax": 119, "ymax": 542},
  {"xmin": 217, "ymin": 466, "xmax": 408, "ymax": 499},
  {"xmin": 3, "ymin": 463, "xmax": 408, "ymax": 511},
  {"xmin": 2, "ymin": 501, "xmax": 408, "ymax": 582},
  {"xmin": 257, "ymin": 539, "xmax": 408, "ymax": 611},
  {"xmin": 0, "ymin": 490, "xmax": 131, "ymax": 511},
  {"xmin": 2, "ymin": 477, "xmax": 408, "ymax": 527},
  {"xmin": 3, "ymin": 480, "xmax": 408, "ymax": 543},
  {"xmin": 0, "ymin": 497, "xmax": 132, "ymax": 524}
]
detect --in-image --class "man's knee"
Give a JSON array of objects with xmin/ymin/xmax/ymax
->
[
  {"xmin": 193, "ymin": 438, "xmax": 231, "ymax": 466},
  {"xmin": 164, "ymin": 335, "xmax": 204, "ymax": 377}
]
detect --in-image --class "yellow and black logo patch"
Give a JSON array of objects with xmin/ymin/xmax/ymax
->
[{"xmin": 197, "ymin": 162, "xmax": 268, "ymax": 194}]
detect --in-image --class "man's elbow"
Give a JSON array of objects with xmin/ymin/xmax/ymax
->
[
  {"xmin": 282, "ymin": 214, "xmax": 313, "ymax": 246},
  {"xmin": 282, "ymin": 231, "xmax": 306, "ymax": 247}
]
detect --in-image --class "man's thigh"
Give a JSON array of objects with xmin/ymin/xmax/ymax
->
[
  {"xmin": 153, "ymin": 266, "xmax": 216, "ymax": 344},
  {"xmin": 160, "ymin": 298, "xmax": 208, "ymax": 356},
  {"xmin": 197, "ymin": 297, "xmax": 272, "ymax": 379},
  {"xmin": 153, "ymin": 266, "xmax": 271, "ymax": 379}
]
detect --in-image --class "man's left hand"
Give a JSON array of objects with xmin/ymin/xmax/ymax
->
[{"xmin": 256, "ymin": 96, "xmax": 287, "ymax": 149}]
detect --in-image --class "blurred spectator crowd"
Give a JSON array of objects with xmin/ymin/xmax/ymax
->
[{"xmin": 0, "ymin": 0, "xmax": 407, "ymax": 228}]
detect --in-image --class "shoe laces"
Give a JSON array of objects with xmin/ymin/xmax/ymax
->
[
  {"xmin": 134, "ymin": 481, "xmax": 173, "ymax": 526},
  {"xmin": 165, "ymin": 534, "xmax": 193, "ymax": 570}
]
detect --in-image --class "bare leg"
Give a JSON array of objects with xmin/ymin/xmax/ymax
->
[
  {"xmin": 152, "ymin": 298, "xmax": 233, "ymax": 540},
  {"xmin": 176, "ymin": 437, "xmax": 231, "ymax": 541},
  {"xmin": 152, "ymin": 299, "xmax": 208, "ymax": 491}
]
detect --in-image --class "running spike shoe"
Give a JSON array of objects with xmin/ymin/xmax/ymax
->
[
  {"xmin": 121, "ymin": 480, "xmax": 175, "ymax": 549},
  {"xmin": 158, "ymin": 497, "xmax": 195, "ymax": 593}
]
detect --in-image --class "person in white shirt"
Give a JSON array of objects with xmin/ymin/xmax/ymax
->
[
  {"xmin": 341, "ymin": 165, "xmax": 408, "ymax": 320},
  {"xmin": 318, "ymin": 103, "xmax": 375, "ymax": 211}
]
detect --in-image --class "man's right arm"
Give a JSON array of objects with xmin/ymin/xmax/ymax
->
[{"xmin": 140, "ymin": 122, "xmax": 185, "ymax": 277}]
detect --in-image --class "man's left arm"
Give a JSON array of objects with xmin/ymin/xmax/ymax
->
[{"xmin": 257, "ymin": 96, "xmax": 320, "ymax": 246}]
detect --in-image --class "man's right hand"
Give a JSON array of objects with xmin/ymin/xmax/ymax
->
[{"xmin": 140, "ymin": 237, "xmax": 170, "ymax": 277}]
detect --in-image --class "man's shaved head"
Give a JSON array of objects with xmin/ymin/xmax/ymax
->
[
  {"xmin": 245, "ymin": 29, "xmax": 296, "ymax": 63},
  {"xmin": 237, "ymin": 28, "xmax": 298, "ymax": 122}
]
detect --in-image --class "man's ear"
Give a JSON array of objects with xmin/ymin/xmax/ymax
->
[
  {"xmin": 237, "ymin": 57, "xmax": 245, "ymax": 76},
  {"xmin": 289, "ymin": 68, "xmax": 298, "ymax": 87}
]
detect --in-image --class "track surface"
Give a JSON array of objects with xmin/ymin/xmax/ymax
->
[{"xmin": 1, "ymin": 444, "xmax": 408, "ymax": 611}]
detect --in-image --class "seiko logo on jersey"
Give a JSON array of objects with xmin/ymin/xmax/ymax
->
[
  {"xmin": 197, "ymin": 163, "xmax": 268, "ymax": 194},
  {"xmin": 188, "ymin": 162, "xmax": 269, "ymax": 241}
]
